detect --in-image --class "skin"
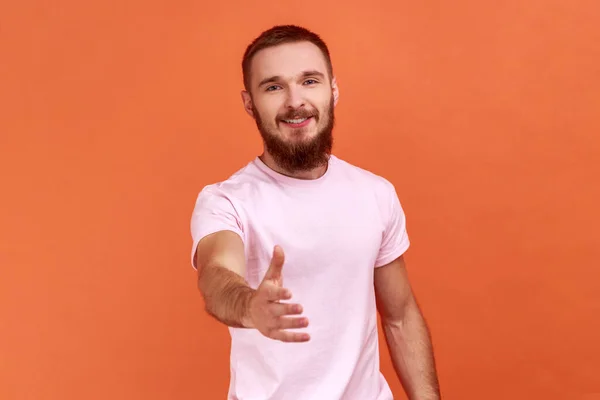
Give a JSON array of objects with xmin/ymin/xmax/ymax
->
[
  {"xmin": 375, "ymin": 255, "xmax": 441, "ymax": 399},
  {"xmin": 241, "ymin": 41, "xmax": 339, "ymax": 179},
  {"xmin": 196, "ymin": 40, "xmax": 441, "ymax": 399}
]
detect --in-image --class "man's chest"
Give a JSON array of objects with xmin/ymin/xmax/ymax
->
[{"xmin": 240, "ymin": 191, "xmax": 385, "ymax": 286}]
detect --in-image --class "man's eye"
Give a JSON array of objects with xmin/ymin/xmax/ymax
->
[
  {"xmin": 304, "ymin": 79, "xmax": 317, "ymax": 85},
  {"xmin": 266, "ymin": 85, "xmax": 280, "ymax": 91}
]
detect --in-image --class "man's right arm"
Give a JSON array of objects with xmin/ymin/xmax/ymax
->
[
  {"xmin": 195, "ymin": 230, "xmax": 255, "ymax": 329},
  {"xmin": 194, "ymin": 230, "xmax": 310, "ymax": 342}
]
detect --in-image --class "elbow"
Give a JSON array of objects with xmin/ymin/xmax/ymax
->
[
  {"xmin": 380, "ymin": 298, "xmax": 419, "ymax": 330},
  {"xmin": 382, "ymin": 315, "xmax": 406, "ymax": 334}
]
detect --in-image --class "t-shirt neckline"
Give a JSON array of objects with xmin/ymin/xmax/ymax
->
[{"xmin": 253, "ymin": 155, "xmax": 336, "ymax": 187}]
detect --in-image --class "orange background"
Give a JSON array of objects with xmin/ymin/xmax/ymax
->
[{"xmin": 1, "ymin": 0, "xmax": 599, "ymax": 399}]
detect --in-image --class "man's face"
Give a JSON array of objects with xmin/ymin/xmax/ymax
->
[{"xmin": 242, "ymin": 41, "xmax": 339, "ymax": 173}]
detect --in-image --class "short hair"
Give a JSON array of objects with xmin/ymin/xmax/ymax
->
[{"xmin": 241, "ymin": 25, "xmax": 334, "ymax": 91}]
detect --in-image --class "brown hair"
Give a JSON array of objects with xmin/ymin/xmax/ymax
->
[{"xmin": 241, "ymin": 25, "xmax": 334, "ymax": 91}]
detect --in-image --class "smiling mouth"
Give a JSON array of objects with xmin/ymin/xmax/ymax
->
[
  {"xmin": 280, "ymin": 116, "xmax": 313, "ymax": 128},
  {"xmin": 283, "ymin": 118, "xmax": 308, "ymax": 124}
]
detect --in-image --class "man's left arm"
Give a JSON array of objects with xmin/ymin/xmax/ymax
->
[{"xmin": 374, "ymin": 255, "xmax": 441, "ymax": 400}]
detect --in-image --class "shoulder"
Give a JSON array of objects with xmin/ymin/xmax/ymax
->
[
  {"xmin": 194, "ymin": 159, "xmax": 268, "ymax": 206},
  {"xmin": 331, "ymin": 155, "xmax": 397, "ymax": 195}
]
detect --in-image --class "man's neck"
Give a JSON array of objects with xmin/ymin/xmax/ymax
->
[{"xmin": 259, "ymin": 152, "xmax": 328, "ymax": 180}]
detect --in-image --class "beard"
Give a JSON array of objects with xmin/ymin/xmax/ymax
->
[{"xmin": 252, "ymin": 97, "xmax": 335, "ymax": 173}]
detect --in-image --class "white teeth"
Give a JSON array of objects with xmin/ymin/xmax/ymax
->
[{"xmin": 284, "ymin": 118, "xmax": 308, "ymax": 124}]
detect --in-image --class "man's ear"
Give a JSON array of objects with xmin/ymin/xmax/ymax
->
[
  {"xmin": 241, "ymin": 90, "xmax": 254, "ymax": 118},
  {"xmin": 332, "ymin": 77, "xmax": 339, "ymax": 106}
]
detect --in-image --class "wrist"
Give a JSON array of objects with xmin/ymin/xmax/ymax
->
[{"xmin": 413, "ymin": 392, "xmax": 440, "ymax": 400}]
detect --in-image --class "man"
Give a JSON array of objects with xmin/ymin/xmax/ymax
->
[{"xmin": 190, "ymin": 25, "xmax": 440, "ymax": 400}]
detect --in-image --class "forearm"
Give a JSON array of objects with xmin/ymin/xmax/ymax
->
[
  {"xmin": 382, "ymin": 299, "xmax": 440, "ymax": 400},
  {"xmin": 197, "ymin": 264, "xmax": 255, "ymax": 328}
]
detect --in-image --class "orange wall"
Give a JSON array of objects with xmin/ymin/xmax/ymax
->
[{"xmin": 1, "ymin": 1, "xmax": 599, "ymax": 399}]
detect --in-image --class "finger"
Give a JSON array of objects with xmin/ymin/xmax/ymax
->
[
  {"xmin": 273, "ymin": 316, "xmax": 309, "ymax": 330},
  {"xmin": 263, "ymin": 245, "xmax": 285, "ymax": 280},
  {"xmin": 263, "ymin": 282, "xmax": 292, "ymax": 302},
  {"xmin": 269, "ymin": 302, "xmax": 303, "ymax": 317},
  {"xmin": 270, "ymin": 330, "xmax": 311, "ymax": 343}
]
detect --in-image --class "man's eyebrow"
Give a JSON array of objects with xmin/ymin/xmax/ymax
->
[
  {"xmin": 300, "ymin": 70, "xmax": 326, "ymax": 79},
  {"xmin": 258, "ymin": 75, "xmax": 281, "ymax": 87},
  {"xmin": 257, "ymin": 70, "xmax": 326, "ymax": 87}
]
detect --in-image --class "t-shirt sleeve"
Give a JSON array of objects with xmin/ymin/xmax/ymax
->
[
  {"xmin": 375, "ymin": 181, "xmax": 410, "ymax": 268},
  {"xmin": 189, "ymin": 185, "xmax": 245, "ymax": 270}
]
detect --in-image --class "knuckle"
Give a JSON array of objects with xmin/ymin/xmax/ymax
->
[
  {"xmin": 271, "ymin": 304, "xmax": 282, "ymax": 318},
  {"xmin": 264, "ymin": 318, "xmax": 274, "ymax": 330},
  {"xmin": 271, "ymin": 320, "xmax": 281, "ymax": 330}
]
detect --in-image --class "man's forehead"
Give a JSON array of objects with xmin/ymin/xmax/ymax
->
[{"xmin": 251, "ymin": 42, "xmax": 328, "ymax": 82}]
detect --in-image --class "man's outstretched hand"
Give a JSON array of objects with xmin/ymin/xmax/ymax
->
[{"xmin": 245, "ymin": 245, "xmax": 310, "ymax": 343}]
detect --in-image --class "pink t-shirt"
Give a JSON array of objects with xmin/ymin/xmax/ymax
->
[{"xmin": 190, "ymin": 155, "xmax": 410, "ymax": 400}]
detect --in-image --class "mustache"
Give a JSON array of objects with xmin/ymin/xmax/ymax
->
[{"xmin": 277, "ymin": 109, "xmax": 318, "ymax": 120}]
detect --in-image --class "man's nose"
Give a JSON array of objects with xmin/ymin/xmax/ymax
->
[{"xmin": 284, "ymin": 86, "xmax": 305, "ymax": 109}]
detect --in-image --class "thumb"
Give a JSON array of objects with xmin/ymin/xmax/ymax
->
[{"xmin": 264, "ymin": 245, "xmax": 285, "ymax": 281}]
